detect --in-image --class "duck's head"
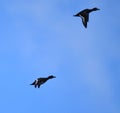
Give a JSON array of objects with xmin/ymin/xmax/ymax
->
[
  {"xmin": 48, "ymin": 75, "xmax": 56, "ymax": 79},
  {"xmin": 93, "ymin": 7, "xmax": 100, "ymax": 11}
]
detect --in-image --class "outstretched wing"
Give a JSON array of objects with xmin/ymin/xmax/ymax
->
[
  {"xmin": 81, "ymin": 14, "xmax": 89, "ymax": 28},
  {"xmin": 35, "ymin": 84, "xmax": 37, "ymax": 88},
  {"xmin": 37, "ymin": 79, "xmax": 44, "ymax": 88},
  {"xmin": 30, "ymin": 80, "xmax": 36, "ymax": 85},
  {"xmin": 38, "ymin": 84, "xmax": 41, "ymax": 88}
]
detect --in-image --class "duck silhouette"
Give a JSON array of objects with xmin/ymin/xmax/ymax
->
[
  {"xmin": 30, "ymin": 75, "xmax": 56, "ymax": 88},
  {"xmin": 74, "ymin": 7, "xmax": 100, "ymax": 28}
]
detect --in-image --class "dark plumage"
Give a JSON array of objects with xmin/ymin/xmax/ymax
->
[
  {"xmin": 74, "ymin": 7, "xmax": 100, "ymax": 28},
  {"xmin": 30, "ymin": 75, "xmax": 56, "ymax": 88}
]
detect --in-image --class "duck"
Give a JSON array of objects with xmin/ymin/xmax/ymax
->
[
  {"xmin": 74, "ymin": 7, "xmax": 100, "ymax": 28},
  {"xmin": 30, "ymin": 75, "xmax": 56, "ymax": 88}
]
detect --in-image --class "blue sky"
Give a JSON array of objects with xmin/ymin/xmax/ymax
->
[{"xmin": 0, "ymin": 0, "xmax": 120, "ymax": 113}]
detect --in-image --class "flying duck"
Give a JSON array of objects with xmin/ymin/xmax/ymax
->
[
  {"xmin": 74, "ymin": 7, "xmax": 100, "ymax": 28},
  {"xmin": 30, "ymin": 75, "xmax": 56, "ymax": 88}
]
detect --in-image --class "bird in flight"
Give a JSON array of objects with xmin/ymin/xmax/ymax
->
[
  {"xmin": 74, "ymin": 7, "xmax": 100, "ymax": 28},
  {"xmin": 30, "ymin": 75, "xmax": 56, "ymax": 88}
]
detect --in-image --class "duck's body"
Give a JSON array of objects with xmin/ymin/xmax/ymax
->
[
  {"xmin": 74, "ymin": 7, "xmax": 100, "ymax": 28},
  {"xmin": 30, "ymin": 75, "xmax": 56, "ymax": 88}
]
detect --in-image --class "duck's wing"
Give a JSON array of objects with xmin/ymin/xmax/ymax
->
[
  {"xmin": 37, "ymin": 78, "xmax": 47, "ymax": 88},
  {"xmin": 35, "ymin": 84, "xmax": 37, "ymax": 88},
  {"xmin": 37, "ymin": 80, "xmax": 44, "ymax": 88},
  {"xmin": 37, "ymin": 79, "xmax": 43, "ymax": 88},
  {"xmin": 30, "ymin": 80, "xmax": 36, "ymax": 85},
  {"xmin": 74, "ymin": 11, "xmax": 81, "ymax": 16},
  {"xmin": 81, "ymin": 14, "xmax": 89, "ymax": 28},
  {"xmin": 38, "ymin": 84, "xmax": 41, "ymax": 88}
]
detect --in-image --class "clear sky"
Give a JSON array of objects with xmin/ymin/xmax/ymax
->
[{"xmin": 0, "ymin": 0, "xmax": 120, "ymax": 113}]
